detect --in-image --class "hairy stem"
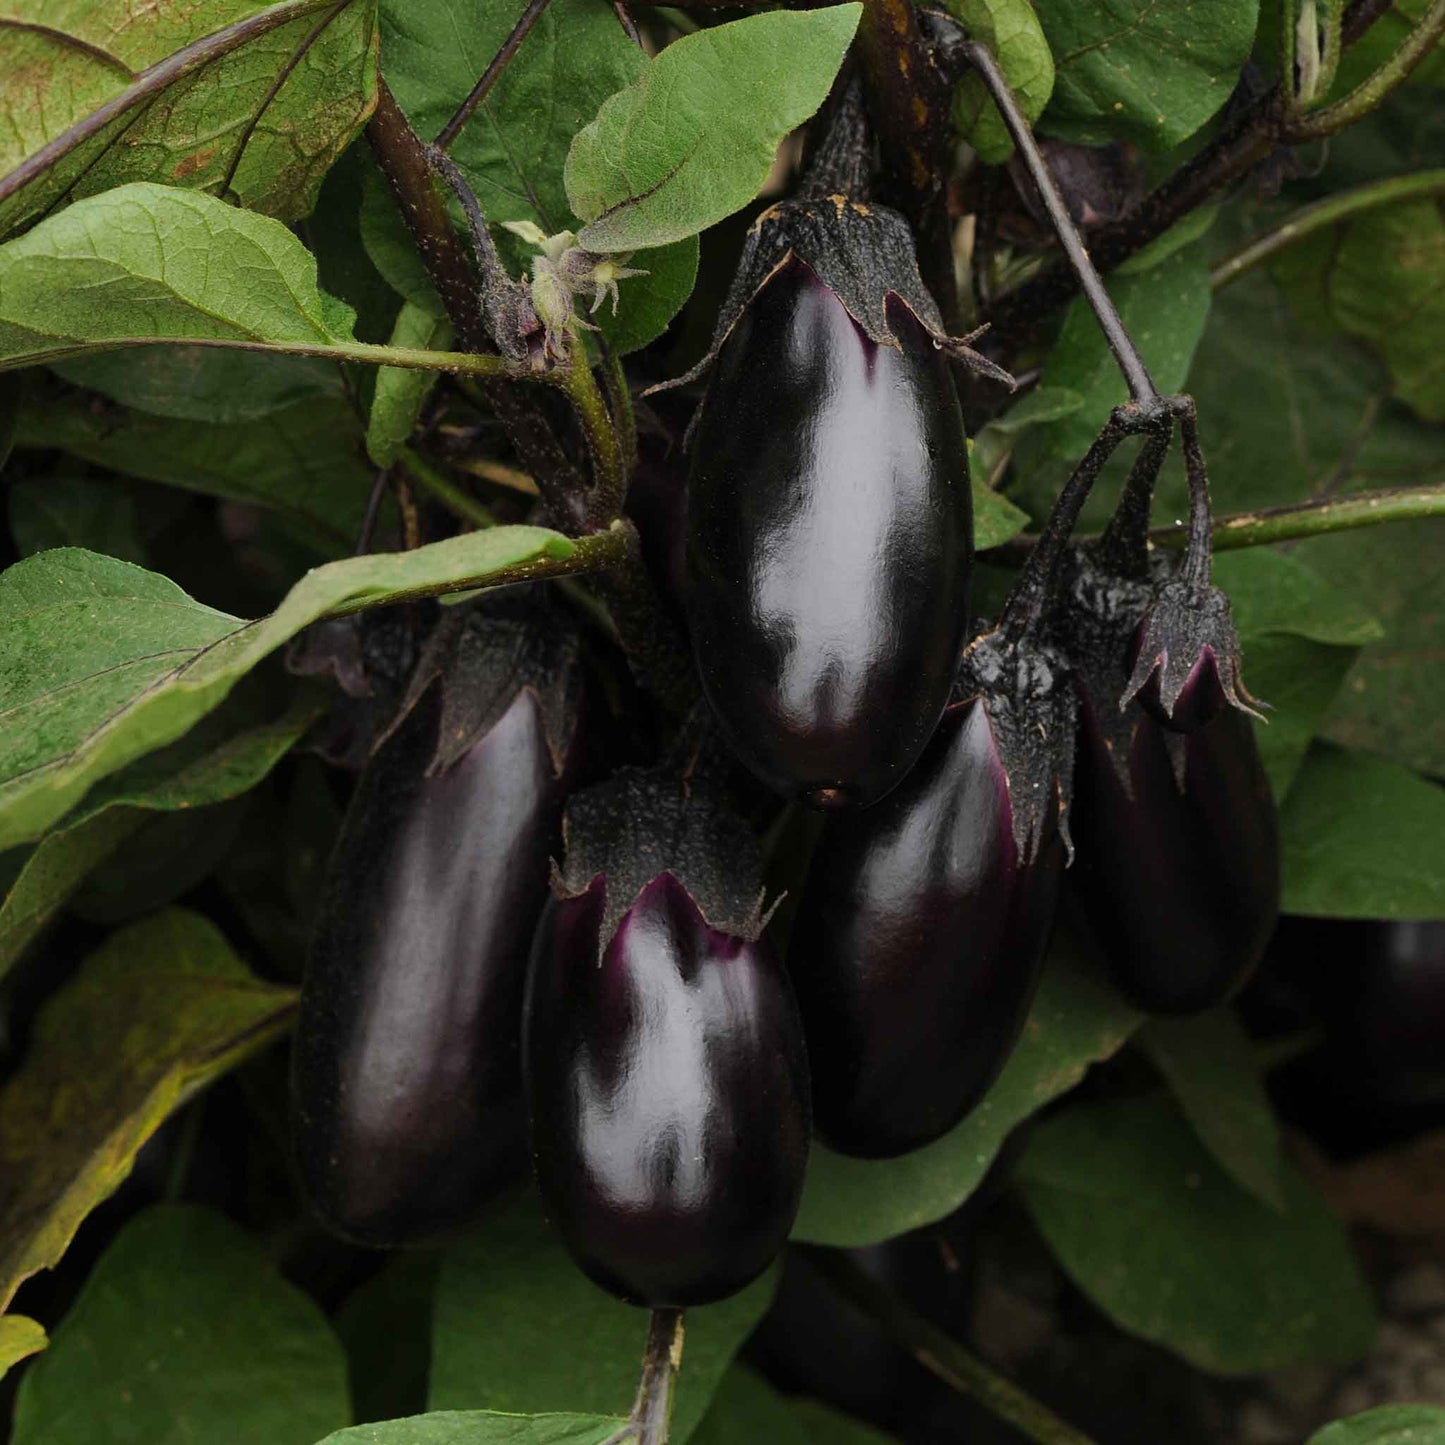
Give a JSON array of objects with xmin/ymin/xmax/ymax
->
[
  {"xmin": 1289, "ymin": 0, "xmax": 1445, "ymax": 138},
  {"xmin": 1211, "ymin": 169, "xmax": 1445, "ymax": 288},
  {"xmin": 958, "ymin": 39, "xmax": 1157, "ymax": 402},
  {"xmin": 558, "ymin": 339, "xmax": 629, "ymax": 528},
  {"xmin": 367, "ymin": 81, "xmax": 590, "ymax": 530},
  {"xmin": 1163, "ymin": 481, "xmax": 1445, "ymax": 552},
  {"xmin": 1176, "ymin": 400, "xmax": 1214, "ymax": 588},
  {"xmin": 804, "ymin": 1249, "xmax": 1100, "ymax": 1445},
  {"xmin": 434, "ymin": 0, "xmax": 556, "ymax": 151},
  {"xmin": 1095, "ymin": 422, "xmax": 1176, "ymax": 578},
  {"xmin": 0, "ymin": 0, "xmax": 340, "ymax": 211}
]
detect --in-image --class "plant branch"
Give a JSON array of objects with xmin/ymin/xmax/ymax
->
[
  {"xmin": 367, "ymin": 80, "xmax": 590, "ymax": 530},
  {"xmin": 558, "ymin": 338, "xmax": 629, "ymax": 528},
  {"xmin": 1289, "ymin": 0, "xmax": 1445, "ymax": 138},
  {"xmin": 1211, "ymin": 168, "xmax": 1445, "ymax": 288},
  {"xmin": 855, "ymin": 0, "xmax": 957, "ymax": 318},
  {"xmin": 803, "ymin": 1248, "xmax": 1100, "ymax": 1445},
  {"xmin": 957, "ymin": 38, "xmax": 1158, "ymax": 403},
  {"xmin": 990, "ymin": 483, "xmax": 1445, "ymax": 559},
  {"xmin": 979, "ymin": 0, "xmax": 1418, "ymax": 347},
  {"xmin": 434, "ymin": 0, "xmax": 556, "ymax": 151},
  {"xmin": 0, "ymin": 0, "xmax": 340, "ymax": 212}
]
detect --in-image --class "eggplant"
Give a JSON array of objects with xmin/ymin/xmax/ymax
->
[
  {"xmin": 789, "ymin": 672, "xmax": 1064, "ymax": 1159},
  {"xmin": 525, "ymin": 770, "xmax": 810, "ymax": 1306},
  {"xmin": 292, "ymin": 600, "xmax": 580, "ymax": 1246},
  {"xmin": 687, "ymin": 256, "xmax": 973, "ymax": 809},
  {"xmin": 1070, "ymin": 695, "xmax": 1279, "ymax": 1015}
]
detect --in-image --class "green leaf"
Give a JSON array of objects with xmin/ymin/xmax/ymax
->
[
  {"xmin": 0, "ymin": 692, "xmax": 318, "ymax": 980},
  {"xmin": 1041, "ymin": 246, "xmax": 1213, "ymax": 457},
  {"xmin": 1116, "ymin": 205, "xmax": 1221, "ymax": 276},
  {"xmin": 1279, "ymin": 744, "xmax": 1445, "ymax": 918},
  {"xmin": 316, "ymin": 1415, "xmax": 625, "ymax": 1445},
  {"xmin": 54, "ymin": 347, "xmax": 341, "ymax": 423},
  {"xmin": 948, "ymin": 0, "xmax": 1055, "ymax": 163},
  {"xmin": 1309, "ymin": 1405, "xmax": 1445, "ymax": 1445},
  {"xmin": 430, "ymin": 1191, "xmax": 774, "ymax": 1442},
  {"xmin": 1035, "ymin": 0, "xmax": 1258, "ymax": 150},
  {"xmin": 1328, "ymin": 199, "xmax": 1445, "ymax": 422},
  {"xmin": 0, "ymin": 527, "xmax": 573, "ymax": 851},
  {"xmin": 790, "ymin": 931, "xmax": 1141, "ymax": 1247},
  {"xmin": 565, "ymin": 7, "xmax": 861, "ymax": 253},
  {"xmin": 369, "ymin": 303, "xmax": 452, "ymax": 466},
  {"xmin": 973, "ymin": 478, "xmax": 1031, "ymax": 550},
  {"xmin": 377, "ymin": 0, "xmax": 698, "ymax": 353},
  {"xmin": 16, "ymin": 390, "xmax": 372, "ymax": 556},
  {"xmin": 0, "ymin": 911, "xmax": 296, "ymax": 1311},
  {"xmin": 0, "ymin": 1316, "xmax": 46, "ymax": 1379},
  {"xmin": 0, "ymin": 182, "xmax": 359, "ymax": 373},
  {"xmin": 12, "ymin": 1205, "xmax": 349, "ymax": 1444},
  {"xmin": 1018, "ymin": 1096, "xmax": 1377, "ymax": 1374},
  {"xmin": 0, "ymin": 0, "xmax": 377, "ymax": 237},
  {"xmin": 1212, "ymin": 548, "xmax": 1384, "ymax": 796},
  {"xmin": 7, "ymin": 474, "xmax": 149, "ymax": 564},
  {"xmin": 792, "ymin": 1399, "xmax": 898, "ymax": 1444},
  {"xmin": 1310, "ymin": 519, "xmax": 1445, "ymax": 779},
  {"xmin": 1138, "ymin": 1010, "xmax": 1287, "ymax": 1210}
]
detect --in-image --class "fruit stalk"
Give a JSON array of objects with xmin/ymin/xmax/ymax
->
[{"xmin": 604, "ymin": 1309, "xmax": 685, "ymax": 1445}]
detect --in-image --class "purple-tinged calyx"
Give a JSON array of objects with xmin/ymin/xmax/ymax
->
[{"xmin": 1120, "ymin": 577, "xmax": 1264, "ymax": 733}]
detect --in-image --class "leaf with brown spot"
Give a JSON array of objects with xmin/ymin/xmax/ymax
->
[{"xmin": 0, "ymin": 908, "xmax": 296, "ymax": 1310}]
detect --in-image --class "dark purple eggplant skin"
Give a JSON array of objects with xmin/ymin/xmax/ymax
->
[
  {"xmin": 686, "ymin": 260, "xmax": 972, "ymax": 810},
  {"xmin": 788, "ymin": 699, "xmax": 1063, "ymax": 1158},
  {"xmin": 525, "ymin": 872, "xmax": 811, "ymax": 1307},
  {"xmin": 291, "ymin": 683, "xmax": 565, "ymax": 1247},
  {"xmin": 1129, "ymin": 629, "xmax": 1229, "ymax": 735},
  {"xmin": 1070, "ymin": 697, "xmax": 1279, "ymax": 1015}
]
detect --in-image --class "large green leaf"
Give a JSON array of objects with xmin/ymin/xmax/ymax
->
[
  {"xmin": 1279, "ymin": 744, "xmax": 1445, "ymax": 918},
  {"xmin": 0, "ymin": 692, "xmax": 319, "ymax": 980},
  {"xmin": 565, "ymin": 7, "xmax": 861, "ymax": 253},
  {"xmin": 316, "ymin": 1417, "xmax": 624, "ymax": 1445},
  {"xmin": 1018, "ymin": 1096, "xmax": 1377, "ymax": 1375},
  {"xmin": 54, "ymin": 347, "xmax": 341, "ymax": 424},
  {"xmin": 0, "ymin": 910, "xmax": 295, "ymax": 1312},
  {"xmin": 790, "ymin": 932, "xmax": 1141, "ymax": 1247},
  {"xmin": 430, "ymin": 1191, "xmax": 773, "ymax": 1442},
  {"xmin": 1041, "ymin": 246, "xmax": 1213, "ymax": 458},
  {"xmin": 948, "ymin": 0, "xmax": 1055, "ymax": 164},
  {"xmin": 0, "ymin": 183, "xmax": 352, "ymax": 371},
  {"xmin": 0, "ymin": 0, "xmax": 377, "ymax": 237},
  {"xmin": 0, "ymin": 527, "xmax": 575, "ymax": 851},
  {"xmin": 7, "ymin": 473, "xmax": 150, "ymax": 564},
  {"xmin": 12, "ymin": 1205, "xmax": 349, "ymax": 1445},
  {"xmin": 378, "ymin": 0, "xmax": 697, "ymax": 354},
  {"xmin": 16, "ymin": 391, "xmax": 372, "ymax": 556},
  {"xmin": 1212, "ymin": 548, "xmax": 1384, "ymax": 797},
  {"xmin": 1309, "ymin": 1406, "xmax": 1445, "ymax": 1444},
  {"xmin": 1138, "ymin": 1010, "xmax": 1286, "ymax": 1210},
  {"xmin": 1329, "ymin": 199, "xmax": 1445, "ymax": 423},
  {"xmin": 1035, "ymin": 0, "xmax": 1258, "ymax": 149}
]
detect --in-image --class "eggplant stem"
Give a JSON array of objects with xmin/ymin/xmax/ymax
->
[
  {"xmin": 1094, "ymin": 419, "xmax": 1176, "ymax": 579},
  {"xmin": 955, "ymin": 39, "xmax": 1157, "ymax": 404},
  {"xmin": 1176, "ymin": 399, "xmax": 1216, "ymax": 589},
  {"xmin": 603, "ymin": 1309, "xmax": 686, "ymax": 1445},
  {"xmin": 434, "ymin": 0, "xmax": 556, "ymax": 152}
]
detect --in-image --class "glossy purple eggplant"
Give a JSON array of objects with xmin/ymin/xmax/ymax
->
[
  {"xmin": 789, "ymin": 689, "xmax": 1064, "ymax": 1158},
  {"xmin": 1070, "ymin": 695, "xmax": 1279, "ymax": 1015},
  {"xmin": 525, "ymin": 773, "xmax": 810, "ymax": 1306},
  {"xmin": 292, "ymin": 671, "xmax": 572, "ymax": 1247},
  {"xmin": 686, "ymin": 259, "xmax": 972, "ymax": 810}
]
